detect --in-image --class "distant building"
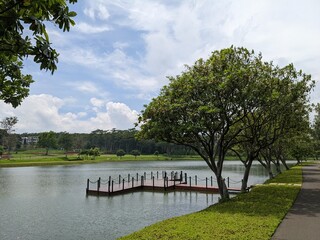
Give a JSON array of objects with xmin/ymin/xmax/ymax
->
[{"xmin": 21, "ymin": 136, "xmax": 39, "ymax": 145}]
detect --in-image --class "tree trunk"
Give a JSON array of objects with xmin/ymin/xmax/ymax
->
[
  {"xmin": 217, "ymin": 175, "xmax": 229, "ymax": 201},
  {"xmin": 280, "ymin": 158, "xmax": 289, "ymax": 170},
  {"xmin": 241, "ymin": 159, "xmax": 253, "ymax": 192},
  {"xmin": 275, "ymin": 159, "xmax": 282, "ymax": 174}
]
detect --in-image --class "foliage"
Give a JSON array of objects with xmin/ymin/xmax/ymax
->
[
  {"xmin": 137, "ymin": 46, "xmax": 313, "ymax": 199},
  {"xmin": 116, "ymin": 149, "xmax": 126, "ymax": 158},
  {"xmin": 37, "ymin": 131, "xmax": 57, "ymax": 155},
  {"xmin": 138, "ymin": 47, "xmax": 264, "ymax": 199},
  {"xmin": 89, "ymin": 147, "xmax": 100, "ymax": 159},
  {"xmin": 58, "ymin": 132, "xmax": 73, "ymax": 157},
  {"xmin": 78, "ymin": 148, "xmax": 100, "ymax": 160},
  {"xmin": 289, "ymin": 134, "xmax": 313, "ymax": 163},
  {"xmin": 0, "ymin": 0, "xmax": 77, "ymax": 107},
  {"xmin": 312, "ymin": 103, "xmax": 320, "ymax": 159},
  {"xmin": 120, "ymin": 165, "xmax": 303, "ymax": 240},
  {"xmin": 0, "ymin": 116, "xmax": 18, "ymax": 152},
  {"xmin": 231, "ymin": 60, "xmax": 313, "ymax": 190},
  {"xmin": 154, "ymin": 151, "xmax": 159, "ymax": 156},
  {"xmin": 131, "ymin": 149, "xmax": 141, "ymax": 158},
  {"xmin": 37, "ymin": 129, "xmax": 188, "ymax": 155},
  {"xmin": 0, "ymin": 116, "xmax": 18, "ymax": 133}
]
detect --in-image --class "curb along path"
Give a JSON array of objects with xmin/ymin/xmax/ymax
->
[{"xmin": 272, "ymin": 163, "xmax": 320, "ymax": 240}]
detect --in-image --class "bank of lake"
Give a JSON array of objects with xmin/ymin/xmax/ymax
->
[
  {"xmin": 119, "ymin": 163, "xmax": 306, "ymax": 240},
  {"xmin": 0, "ymin": 150, "xmax": 240, "ymax": 167}
]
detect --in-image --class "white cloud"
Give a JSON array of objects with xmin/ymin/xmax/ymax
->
[
  {"xmin": 66, "ymin": 81, "xmax": 99, "ymax": 94},
  {"xmin": 60, "ymin": 0, "xmax": 320, "ymax": 106},
  {"xmin": 75, "ymin": 22, "xmax": 111, "ymax": 34},
  {"xmin": 0, "ymin": 95, "xmax": 138, "ymax": 133},
  {"xmin": 84, "ymin": 1, "xmax": 110, "ymax": 20},
  {"xmin": 19, "ymin": 0, "xmax": 320, "ymax": 134},
  {"xmin": 90, "ymin": 98, "xmax": 105, "ymax": 108},
  {"xmin": 61, "ymin": 47, "xmax": 161, "ymax": 92},
  {"xmin": 90, "ymin": 102, "xmax": 138, "ymax": 130}
]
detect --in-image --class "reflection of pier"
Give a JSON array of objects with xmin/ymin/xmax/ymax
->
[{"xmin": 86, "ymin": 171, "xmax": 243, "ymax": 196}]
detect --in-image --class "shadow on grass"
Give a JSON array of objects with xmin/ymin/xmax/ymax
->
[{"xmin": 205, "ymin": 184, "xmax": 300, "ymax": 218}]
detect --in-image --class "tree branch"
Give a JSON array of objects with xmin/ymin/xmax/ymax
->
[{"xmin": 0, "ymin": 1, "xmax": 21, "ymax": 15}]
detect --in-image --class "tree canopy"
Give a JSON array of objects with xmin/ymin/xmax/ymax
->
[
  {"xmin": 0, "ymin": 0, "xmax": 77, "ymax": 107},
  {"xmin": 0, "ymin": 116, "xmax": 18, "ymax": 152},
  {"xmin": 137, "ymin": 46, "xmax": 314, "ymax": 199},
  {"xmin": 38, "ymin": 131, "xmax": 57, "ymax": 155},
  {"xmin": 312, "ymin": 103, "xmax": 320, "ymax": 159}
]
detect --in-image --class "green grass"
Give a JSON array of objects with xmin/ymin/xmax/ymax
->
[
  {"xmin": 0, "ymin": 148, "xmax": 245, "ymax": 167},
  {"xmin": 119, "ymin": 164, "xmax": 304, "ymax": 240},
  {"xmin": 0, "ymin": 152, "xmax": 204, "ymax": 167}
]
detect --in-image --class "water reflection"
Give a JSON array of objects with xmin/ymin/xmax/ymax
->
[{"xmin": 0, "ymin": 160, "xmax": 293, "ymax": 240}]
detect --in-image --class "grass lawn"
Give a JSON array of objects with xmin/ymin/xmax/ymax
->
[
  {"xmin": 0, "ymin": 151, "xmax": 204, "ymax": 167},
  {"xmin": 119, "ymin": 164, "xmax": 304, "ymax": 240}
]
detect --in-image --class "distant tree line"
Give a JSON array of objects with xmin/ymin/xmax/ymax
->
[{"xmin": 12, "ymin": 128, "xmax": 194, "ymax": 156}]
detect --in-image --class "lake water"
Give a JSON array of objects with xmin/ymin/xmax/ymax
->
[{"xmin": 0, "ymin": 160, "xmax": 284, "ymax": 240}]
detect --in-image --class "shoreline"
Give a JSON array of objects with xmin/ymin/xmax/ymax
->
[{"xmin": 119, "ymin": 163, "xmax": 306, "ymax": 240}]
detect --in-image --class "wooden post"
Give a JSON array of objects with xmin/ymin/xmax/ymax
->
[
  {"xmin": 122, "ymin": 179, "xmax": 125, "ymax": 190},
  {"xmin": 180, "ymin": 171, "xmax": 183, "ymax": 183},
  {"xmin": 112, "ymin": 180, "xmax": 114, "ymax": 192},
  {"xmin": 185, "ymin": 173, "xmax": 187, "ymax": 183},
  {"xmin": 227, "ymin": 177, "xmax": 230, "ymax": 188},
  {"xmin": 189, "ymin": 176, "xmax": 191, "ymax": 187},
  {"xmin": 97, "ymin": 177, "xmax": 101, "ymax": 192},
  {"xmin": 86, "ymin": 179, "xmax": 89, "ymax": 194},
  {"xmin": 195, "ymin": 175, "xmax": 197, "ymax": 185},
  {"xmin": 136, "ymin": 173, "xmax": 138, "ymax": 182},
  {"xmin": 211, "ymin": 176, "xmax": 213, "ymax": 186},
  {"xmin": 206, "ymin": 177, "xmax": 208, "ymax": 189},
  {"xmin": 152, "ymin": 176, "xmax": 155, "ymax": 189},
  {"xmin": 108, "ymin": 180, "xmax": 110, "ymax": 193},
  {"xmin": 132, "ymin": 177, "xmax": 134, "ymax": 188}
]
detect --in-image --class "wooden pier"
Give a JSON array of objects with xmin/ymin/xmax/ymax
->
[{"xmin": 86, "ymin": 171, "xmax": 243, "ymax": 196}]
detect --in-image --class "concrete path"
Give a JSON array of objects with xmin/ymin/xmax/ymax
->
[{"xmin": 272, "ymin": 163, "xmax": 320, "ymax": 240}]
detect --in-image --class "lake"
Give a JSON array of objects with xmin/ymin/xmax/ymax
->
[{"xmin": 0, "ymin": 160, "xmax": 283, "ymax": 240}]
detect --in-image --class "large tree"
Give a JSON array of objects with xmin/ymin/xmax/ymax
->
[
  {"xmin": 38, "ymin": 131, "xmax": 57, "ymax": 155},
  {"xmin": 312, "ymin": 103, "xmax": 320, "ymax": 159},
  {"xmin": 0, "ymin": 116, "xmax": 18, "ymax": 153},
  {"xmin": 0, "ymin": 0, "xmax": 77, "ymax": 107},
  {"xmin": 138, "ymin": 47, "xmax": 267, "ymax": 200},
  {"xmin": 58, "ymin": 132, "xmax": 73, "ymax": 158},
  {"xmin": 232, "ymin": 63, "xmax": 313, "ymax": 191}
]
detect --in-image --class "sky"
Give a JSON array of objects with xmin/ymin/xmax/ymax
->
[{"xmin": 1, "ymin": 0, "xmax": 320, "ymax": 133}]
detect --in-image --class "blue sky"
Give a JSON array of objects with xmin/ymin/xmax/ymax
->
[{"xmin": 1, "ymin": 0, "xmax": 320, "ymax": 133}]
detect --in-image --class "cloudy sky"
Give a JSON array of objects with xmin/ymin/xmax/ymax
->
[{"xmin": 1, "ymin": 0, "xmax": 320, "ymax": 133}]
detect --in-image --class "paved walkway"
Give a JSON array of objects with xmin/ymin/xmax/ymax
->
[{"xmin": 272, "ymin": 163, "xmax": 320, "ymax": 240}]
